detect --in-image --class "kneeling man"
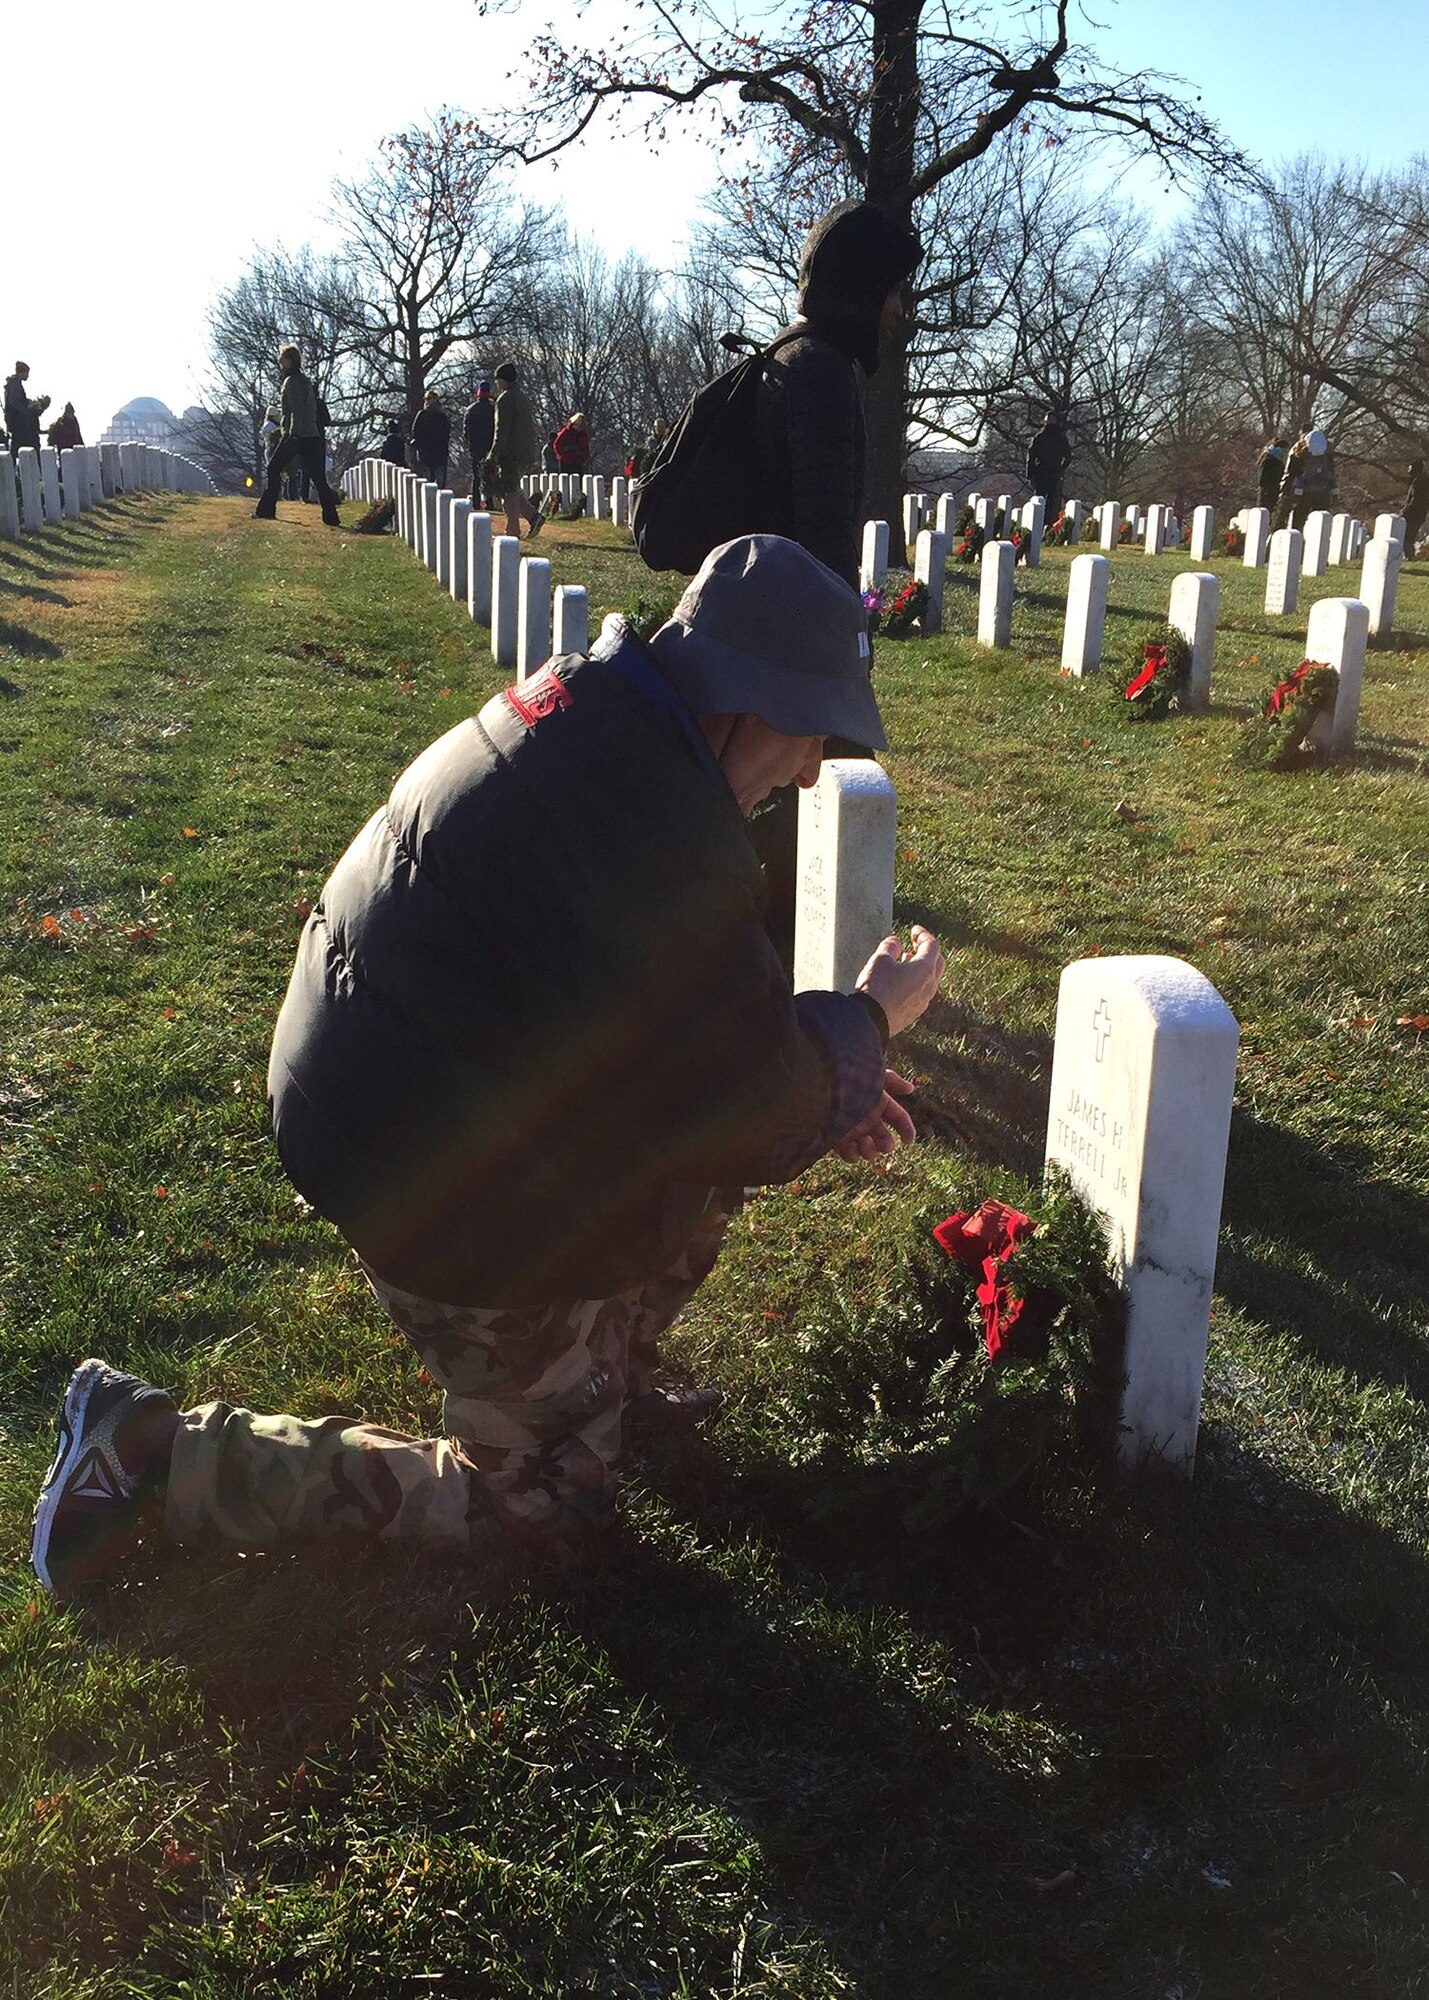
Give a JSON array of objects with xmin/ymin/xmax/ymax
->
[{"xmin": 33, "ymin": 535, "xmax": 943, "ymax": 1591}]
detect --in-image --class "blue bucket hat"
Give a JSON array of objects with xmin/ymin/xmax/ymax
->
[{"xmin": 647, "ymin": 534, "xmax": 886, "ymax": 750}]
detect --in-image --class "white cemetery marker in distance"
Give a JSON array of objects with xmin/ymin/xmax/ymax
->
[
  {"xmin": 1264, "ymin": 526, "xmax": 1303, "ymax": 616},
  {"xmin": 1302, "ymin": 509, "xmax": 1331, "ymax": 577},
  {"xmin": 1045, "ymin": 954, "xmax": 1239, "ymax": 1479},
  {"xmin": 860, "ymin": 519, "xmax": 890, "ymax": 593},
  {"xmin": 974, "ymin": 495, "xmax": 996, "ymax": 537},
  {"xmin": 792, "ymin": 759, "xmax": 897, "ymax": 994},
  {"xmin": 1098, "ymin": 501, "xmax": 1119, "ymax": 552},
  {"xmin": 1189, "ymin": 505, "xmax": 1215, "ymax": 561},
  {"xmin": 1242, "ymin": 507, "xmax": 1270, "ymax": 567},
  {"xmin": 1021, "ymin": 494, "xmax": 1046, "ymax": 567},
  {"xmin": 1359, "ymin": 534, "xmax": 1403, "ymax": 640},
  {"xmin": 1064, "ymin": 498, "xmax": 1085, "ymax": 543}
]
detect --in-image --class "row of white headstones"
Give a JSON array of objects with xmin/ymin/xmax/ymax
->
[
  {"xmin": 873, "ymin": 496, "xmax": 1412, "ymax": 765},
  {"xmin": 345, "ymin": 452, "xmax": 1299, "ymax": 1487},
  {"xmin": 0, "ymin": 441, "xmax": 214, "ymax": 540},
  {"xmin": 344, "ymin": 457, "xmax": 597, "ymax": 674}
]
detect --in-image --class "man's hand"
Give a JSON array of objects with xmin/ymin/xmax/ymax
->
[
  {"xmin": 832, "ymin": 1069, "xmax": 918, "ymax": 1163},
  {"xmin": 856, "ymin": 925, "xmax": 945, "ymax": 1037}
]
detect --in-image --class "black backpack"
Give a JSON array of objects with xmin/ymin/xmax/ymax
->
[{"xmin": 631, "ymin": 332, "xmax": 801, "ymax": 574}]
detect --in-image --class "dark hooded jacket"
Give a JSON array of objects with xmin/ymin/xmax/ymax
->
[
  {"xmin": 267, "ymin": 632, "xmax": 884, "ymax": 1307},
  {"xmin": 754, "ymin": 201, "xmax": 922, "ymax": 587}
]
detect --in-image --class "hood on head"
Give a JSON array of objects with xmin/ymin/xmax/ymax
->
[{"xmin": 797, "ymin": 199, "xmax": 923, "ymax": 375}]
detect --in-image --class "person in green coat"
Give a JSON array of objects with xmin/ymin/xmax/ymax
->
[{"xmin": 252, "ymin": 345, "xmax": 341, "ymax": 527}]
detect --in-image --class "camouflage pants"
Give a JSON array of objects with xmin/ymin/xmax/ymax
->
[{"xmin": 165, "ymin": 1204, "xmax": 728, "ymax": 1560}]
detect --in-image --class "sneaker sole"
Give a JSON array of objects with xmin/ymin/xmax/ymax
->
[{"xmin": 32, "ymin": 1359, "xmax": 105, "ymax": 1592}]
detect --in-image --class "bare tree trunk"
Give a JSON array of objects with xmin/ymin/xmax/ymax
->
[{"xmin": 863, "ymin": 0, "xmax": 921, "ymax": 527}]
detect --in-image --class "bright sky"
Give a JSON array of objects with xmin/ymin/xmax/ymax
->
[{"xmin": 8, "ymin": 0, "xmax": 1427, "ymax": 435}]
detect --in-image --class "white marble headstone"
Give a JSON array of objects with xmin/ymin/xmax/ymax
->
[
  {"xmin": 490, "ymin": 534, "xmax": 521, "ymax": 669},
  {"xmin": 860, "ymin": 519, "xmax": 890, "ymax": 594},
  {"xmin": 1302, "ymin": 509, "xmax": 1331, "ymax": 577},
  {"xmin": 1045, "ymin": 954, "xmax": 1239, "ymax": 1479},
  {"xmin": 977, "ymin": 539, "xmax": 1015, "ymax": 648},
  {"xmin": 1060, "ymin": 552, "xmax": 1109, "ymax": 676},
  {"xmin": 553, "ymin": 583, "xmax": 589, "ymax": 656},
  {"xmin": 1305, "ymin": 596, "xmax": 1369, "ymax": 759},
  {"xmin": 1169, "ymin": 571, "xmax": 1219, "ymax": 711},
  {"xmin": 793, "ymin": 759, "xmax": 897, "ymax": 994},
  {"xmin": 1188, "ymin": 505, "xmax": 1214, "ymax": 561},
  {"xmin": 0, "ymin": 454, "xmax": 18, "ymax": 541},
  {"xmin": 467, "ymin": 511, "xmax": 493, "ymax": 625},
  {"xmin": 449, "ymin": 498, "xmax": 471, "ymax": 602},
  {"xmin": 914, "ymin": 526, "xmax": 948, "ymax": 633},
  {"xmin": 1264, "ymin": 527, "xmax": 1303, "ymax": 616},
  {"xmin": 1098, "ymin": 501, "xmax": 1119, "ymax": 552},
  {"xmin": 516, "ymin": 555, "xmax": 552, "ymax": 682},
  {"xmin": 1359, "ymin": 535, "xmax": 1402, "ymax": 639},
  {"xmin": 1243, "ymin": 507, "xmax": 1270, "ymax": 567}
]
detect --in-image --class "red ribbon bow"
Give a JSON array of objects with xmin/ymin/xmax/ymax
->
[
  {"xmin": 1267, "ymin": 660, "xmax": 1313, "ymax": 715},
  {"xmin": 1125, "ymin": 642, "xmax": 1167, "ymax": 701},
  {"xmin": 933, "ymin": 1200, "xmax": 1037, "ymax": 1362}
]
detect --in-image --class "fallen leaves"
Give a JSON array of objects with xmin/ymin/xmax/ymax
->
[{"xmin": 1397, "ymin": 1013, "xmax": 1429, "ymax": 1033}]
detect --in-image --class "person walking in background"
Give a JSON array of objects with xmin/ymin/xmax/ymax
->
[
  {"xmin": 1276, "ymin": 427, "xmax": 1337, "ymax": 529},
  {"xmin": 630, "ymin": 418, "xmax": 670, "ymax": 480},
  {"xmin": 1402, "ymin": 457, "xmax": 1427, "ymax": 560},
  {"xmin": 379, "ymin": 418, "xmax": 407, "ymax": 467},
  {"xmin": 492, "ymin": 361, "xmax": 543, "ymax": 541},
  {"xmin": 463, "ymin": 382, "xmax": 495, "ymax": 508},
  {"xmin": 1256, "ymin": 436, "xmax": 1287, "ymax": 511},
  {"xmin": 4, "ymin": 361, "xmax": 49, "ymax": 456},
  {"xmin": 252, "ymin": 344, "xmax": 341, "ymax": 528},
  {"xmin": 411, "ymin": 390, "xmax": 451, "ymax": 487},
  {"xmin": 47, "ymin": 402, "xmax": 83, "ymax": 451},
  {"xmin": 1026, "ymin": 408, "xmax": 1072, "ymax": 526},
  {"xmin": 553, "ymin": 411, "xmax": 592, "ymax": 479}
]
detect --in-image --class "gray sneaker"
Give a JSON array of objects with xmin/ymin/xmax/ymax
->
[{"xmin": 32, "ymin": 1359, "xmax": 179, "ymax": 1594}]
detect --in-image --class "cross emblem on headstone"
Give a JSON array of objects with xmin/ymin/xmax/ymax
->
[{"xmin": 1092, "ymin": 999, "xmax": 1112, "ymax": 1062}]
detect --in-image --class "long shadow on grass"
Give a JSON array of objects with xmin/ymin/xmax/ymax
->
[
  {"xmin": 0, "ymin": 619, "xmax": 61, "ymax": 659},
  {"xmin": 1217, "ymin": 1110, "xmax": 1429, "ymax": 1406},
  {"xmin": 591, "ymin": 1434, "xmax": 1429, "ymax": 1995}
]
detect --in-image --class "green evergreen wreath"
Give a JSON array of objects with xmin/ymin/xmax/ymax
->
[
  {"xmin": 1233, "ymin": 660, "xmax": 1339, "ymax": 768},
  {"xmin": 353, "ymin": 496, "xmax": 396, "ymax": 535},
  {"xmin": 1113, "ymin": 624, "xmax": 1192, "ymax": 720}
]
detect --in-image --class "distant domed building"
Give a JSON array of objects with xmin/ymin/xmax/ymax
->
[{"xmin": 100, "ymin": 396, "xmax": 185, "ymax": 448}]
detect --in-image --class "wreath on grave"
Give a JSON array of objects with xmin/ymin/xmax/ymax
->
[
  {"xmin": 864, "ymin": 576, "xmax": 929, "ymax": 638},
  {"xmin": 783, "ymin": 1170, "xmax": 1125, "ymax": 1526},
  {"xmin": 953, "ymin": 506, "xmax": 984, "ymax": 563},
  {"xmin": 542, "ymin": 489, "xmax": 587, "ymax": 523},
  {"xmin": 1045, "ymin": 511, "xmax": 1074, "ymax": 547},
  {"xmin": 1113, "ymin": 624, "xmax": 1193, "ymax": 720},
  {"xmin": 353, "ymin": 496, "xmax": 396, "ymax": 535},
  {"xmin": 1081, "ymin": 516, "xmax": 1101, "ymax": 543},
  {"xmin": 1232, "ymin": 659, "xmax": 1339, "ymax": 769},
  {"xmin": 1224, "ymin": 524, "xmax": 1246, "ymax": 559},
  {"xmin": 1116, "ymin": 520, "xmax": 1136, "ymax": 545}
]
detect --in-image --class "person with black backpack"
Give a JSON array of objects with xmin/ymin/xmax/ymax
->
[{"xmin": 632, "ymin": 200, "xmax": 922, "ymax": 590}]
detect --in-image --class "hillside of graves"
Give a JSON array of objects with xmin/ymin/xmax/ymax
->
[{"xmin": 2, "ymin": 492, "xmax": 1427, "ymax": 1998}]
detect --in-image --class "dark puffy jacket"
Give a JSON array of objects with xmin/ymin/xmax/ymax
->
[
  {"xmin": 463, "ymin": 398, "xmax": 495, "ymax": 464},
  {"xmin": 1026, "ymin": 422, "xmax": 1070, "ymax": 487},
  {"xmin": 268, "ymin": 637, "xmax": 882, "ymax": 1306},
  {"xmin": 411, "ymin": 406, "xmax": 450, "ymax": 472},
  {"xmin": 4, "ymin": 375, "xmax": 43, "ymax": 452},
  {"xmin": 380, "ymin": 429, "xmax": 407, "ymax": 466},
  {"xmin": 1256, "ymin": 447, "xmax": 1285, "ymax": 505},
  {"xmin": 753, "ymin": 201, "xmax": 922, "ymax": 588}
]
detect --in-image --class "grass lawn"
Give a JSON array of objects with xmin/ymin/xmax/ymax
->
[{"xmin": 2, "ymin": 494, "xmax": 1427, "ymax": 1998}]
